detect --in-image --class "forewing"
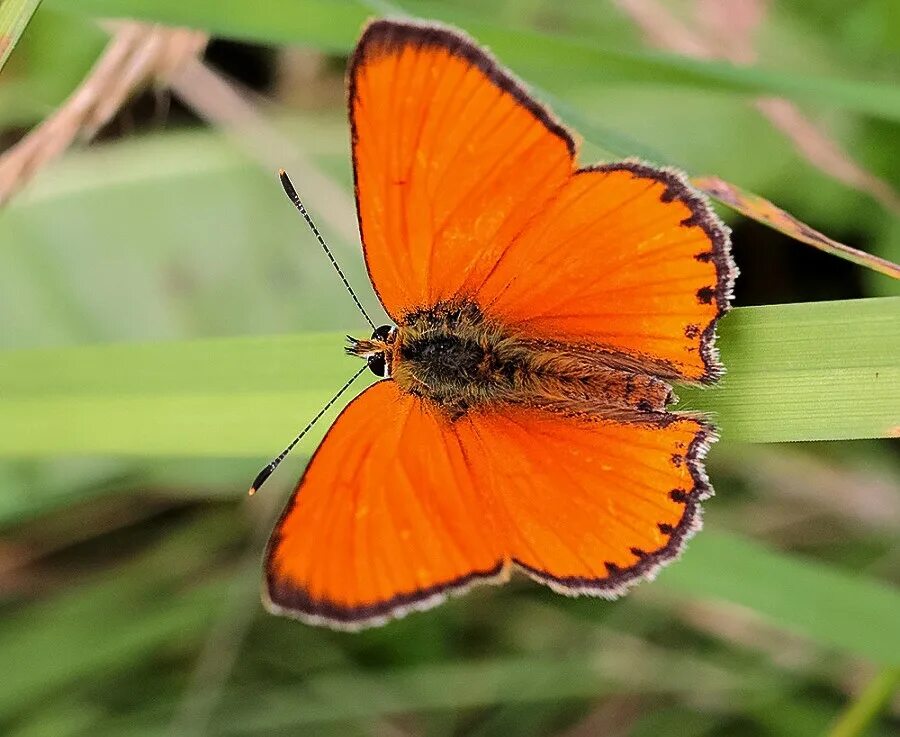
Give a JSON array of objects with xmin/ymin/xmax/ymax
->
[
  {"xmin": 472, "ymin": 163, "xmax": 736, "ymax": 383},
  {"xmin": 264, "ymin": 381, "xmax": 507, "ymax": 630},
  {"xmin": 350, "ymin": 19, "xmax": 575, "ymax": 319},
  {"xmin": 456, "ymin": 407, "xmax": 714, "ymax": 595}
]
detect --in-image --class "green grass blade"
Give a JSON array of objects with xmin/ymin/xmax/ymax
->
[
  {"xmin": 0, "ymin": 512, "xmax": 231, "ymax": 716},
  {"xmin": 659, "ymin": 532, "xmax": 900, "ymax": 667},
  {"xmin": 213, "ymin": 649, "xmax": 782, "ymax": 732},
  {"xmin": 679, "ymin": 297, "xmax": 900, "ymax": 442},
  {"xmin": 826, "ymin": 667, "xmax": 900, "ymax": 737},
  {"xmin": 0, "ymin": 298, "xmax": 896, "ymax": 457},
  {"xmin": 0, "ymin": 0, "xmax": 42, "ymax": 72},
  {"xmin": 42, "ymin": 0, "xmax": 900, "ymax": 121}
]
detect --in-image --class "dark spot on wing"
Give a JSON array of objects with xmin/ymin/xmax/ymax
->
[
  {"xmin": 669, "ymin": 489, "xmax": 690, "ymax": 503},
  {"xmin": 696, "ymin": 286, "xmax": 715, "ymax": 304}
]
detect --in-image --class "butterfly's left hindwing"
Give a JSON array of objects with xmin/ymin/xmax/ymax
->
[
  {"xmin": 264, "ymin": 381, "xmax": 508, "ymax": 630},
  {"xmin": 266, "ymin": 381, "xmax": 712, "ymax": 628}
]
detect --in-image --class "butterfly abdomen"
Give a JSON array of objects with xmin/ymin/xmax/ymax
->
[{"xmin": 391, "ymin": 300, "xmax": 673, "ymax": 420}]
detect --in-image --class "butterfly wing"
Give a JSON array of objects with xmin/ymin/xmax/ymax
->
[
  {"xmin": 269, "ymin": 21, "xmax": 735, "ymax": 627},
  {"xmin": 264, "ymin": 381, "xmax": 508, "ymax": 629},
  {"xmin": 350, "ymin": 19, "xmax": 575, "ymax": 319},
  {"xmin": 456, "ymin": 406, "xmax": 713, "ymax": 594},
  {"xmin": 471, "ymin": 163, "xmax": 736, "ymax": 383},
  {"xmin": 265, "ymin": 380, "xmax": 706, "ymax": 627},
  {"xmin": 352, "ymin": 21, "xmax": 733, "ymax": 383}
]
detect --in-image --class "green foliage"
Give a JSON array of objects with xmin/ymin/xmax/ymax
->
[
  {"xmin": 44, "ymin": 0, "xmax": 900, "ymax": 120},
  {"xmin": 661, "ymin": 532, "xmax": 900, "ymax": 667},
  {"xmin": 0, "ymin": 298, "xmax": 897, "ymax": 460}
]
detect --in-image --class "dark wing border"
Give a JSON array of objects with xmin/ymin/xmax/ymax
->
[{"xmin": 583, "ymin": 161, "xmax": 737, "ymax": 384}]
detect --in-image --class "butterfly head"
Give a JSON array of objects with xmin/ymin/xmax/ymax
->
[{"xmin": 346, "ymin": 325, "xmax": 398, "ymax": 378}]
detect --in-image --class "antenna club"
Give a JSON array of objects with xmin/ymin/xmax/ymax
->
[{"xmin": 244, "ymin": 364, "xmax": 368, "ymax": 495}]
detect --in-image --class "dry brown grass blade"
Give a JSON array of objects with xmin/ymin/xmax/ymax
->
[
  {"xmin": 554, "ymin": 696, "xmax": 643, "ymax": 737},
  {"xmin": 614, "ymin": 0, "xmax": 900, "ymax": 215},
  {"xmin": 694, "ymin": 175, "xmax": 900, "ymax": 278},
  {"xmin": 168, "ymin": 58, "xmax": 359, "ymax": 245},
  {"xmin": 0, "ymin": 17, "xmax": 359, "ymax": 246},
  {"xmin": 0, "ymin": 22, "xmax": 208, "ymax": 206}
]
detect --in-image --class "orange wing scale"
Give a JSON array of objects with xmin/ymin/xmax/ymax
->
[
  {"xmin": 475, "ymin": 163, "xmax": 733, "ymax": 383},
  {"xmin": 459, "ymin": 408, "xmax": 712, "ymax": 594}
]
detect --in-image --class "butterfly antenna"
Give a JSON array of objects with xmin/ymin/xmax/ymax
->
[
  {"xmin": 248, "ymin": 364, "xmax": 369, "ymax": 496},
  {"xmin": 278, "ymin": 169, "xmax": 376, "ymax": 331}
]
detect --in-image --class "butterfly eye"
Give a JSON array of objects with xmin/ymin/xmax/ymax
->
[
  {"xmin": 367, "ymin": 353, "xmax": 390, "ymax": 378},
  {"xmin": 370, "ymin": 325, "xmax": 396, "ymax": 342}
]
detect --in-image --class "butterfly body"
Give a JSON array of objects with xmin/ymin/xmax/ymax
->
[
  {"xmin": 351, "ymin": 300, "xmax": 675, "ymax": 422},
  {"xmin": 263, "ymin": 18, "xmax": 737, "ymax": 630}
]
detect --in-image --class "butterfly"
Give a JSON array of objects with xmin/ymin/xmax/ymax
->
[{"xmin": 257, "ymin": 18, "xmax": 736, "ymax": 630}]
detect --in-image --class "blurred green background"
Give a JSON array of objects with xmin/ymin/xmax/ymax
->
[{"xmin": 0, "ymin": 1, "xmax": 898, "ymax": 735}]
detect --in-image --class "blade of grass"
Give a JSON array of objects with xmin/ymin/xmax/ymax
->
[
  {"xmin": 826, "ymin": 667, "xmax": 900, "ymax": 737},
  {"xmin": 43, "ymin": 0, "xmax": 900, "ymax": 121},
  {"xmin": 659, "ymin": 532, "xmax": 900, "ymax": 668},
  {"xmin": 0, "ymin": 298, "xmax": 896, "ymax": 458},
  {"xmin": 693, "ymin": 176, "xmax": 900, "ymax": 279},
  {"xmin": 0, "ymin": 0, "xmax": 42, "ymax": 73},
  {"xmin": 677, "ymin": 297, "xmax": 900, "ymax": 443},
  {"xmin": 213, "ymin": 648, "xmax": 783, "ymax": 732},
  {"xmin": 0, "ymin": 20, "xmax": 208, "ymax": 207},
  {"xmin": 0, "ymin": 510, "xmax": 233, "ymax": 717},
  {"xmin": 168, "ymin": 492, "xmax": 281, "ymax": 737}
]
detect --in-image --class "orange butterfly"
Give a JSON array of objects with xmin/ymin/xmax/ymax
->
[{"xmin": 258, "ymin": 19, "xmax": 736, "ymax": 630}]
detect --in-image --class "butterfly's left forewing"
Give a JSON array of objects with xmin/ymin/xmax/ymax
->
[
  {"xmin": 350, "ymin": 19, "xmax": 575, "ymax": 318},
  {"xmin": 472, "ymin": 163, "xmax": 735, "ymax": 384}
]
